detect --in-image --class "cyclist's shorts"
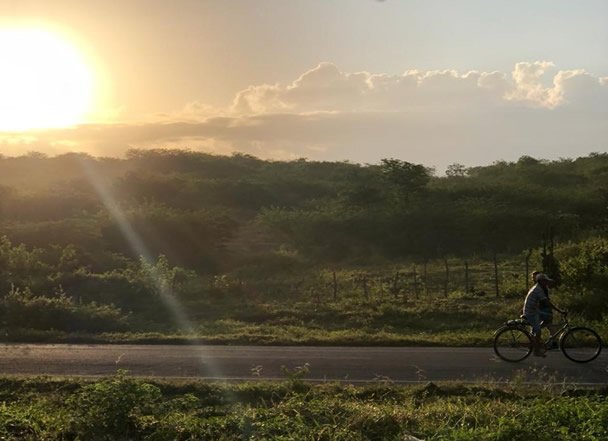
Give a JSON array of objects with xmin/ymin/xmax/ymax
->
[
  {"xmin": 539, "ymin": 308, "xmax": 553, "ymax": 324},
  {"xmin": 524, "ymin": 313, "xmax": 542, "ymax": 335}
]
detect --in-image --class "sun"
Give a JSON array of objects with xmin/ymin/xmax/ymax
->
[{"xmin": 0, "ymin": 27, "xmax": 94, "ymax": 131}]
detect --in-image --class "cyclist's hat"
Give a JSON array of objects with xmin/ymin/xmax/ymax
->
[{"xmin": 534, "ymin": 273, "xmax": 554, "ymax": 283}]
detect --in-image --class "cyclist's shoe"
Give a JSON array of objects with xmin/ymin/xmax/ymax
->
[{"xmin": 533, "ymin": 351, "xmax": 547, "ymax": 358}]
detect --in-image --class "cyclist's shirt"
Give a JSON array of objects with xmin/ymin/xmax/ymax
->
[
  {"xmin": 539, "ymin": 296, "xmax": 553, "ymax": 321},
  {"xmin": 523, "ymin": 283, "xmax": 548, "ymax": 317}
]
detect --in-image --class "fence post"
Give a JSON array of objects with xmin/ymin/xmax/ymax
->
[
  {"xmin": 464, "ymin": 260, "xmax": 469, "ymax": 293},
  {"xmin": 493, "ymin": 253, "xmax": 499, "ymax": 297},
  {"xmin": 413, "ymin": 265, "xmax": 419, "ymax": 299},
  {"xmin": 332, "ymin": 271, "xmax": 338, "ymax": 302},
  {"xmin": 443, "ymin": 257, "xmax": 449, "ymax": 297},
  {"xmin": 392, "ymin": 271, "xmax": 400, "ymax": 299},
  {"xmin": 423, "ymin": 261, "xmax": 428, "ymax": 296},
  {"xmin": 525, "ymin": 249, "xmax": 532, "ymax": 292}
]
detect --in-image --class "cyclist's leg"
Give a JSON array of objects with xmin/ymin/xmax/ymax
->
[
  {"xmin": 526, "ymin": 314, "xmax": 545, "ymax": 357},
  {"xmin": 540, "ymin": 313, "xmax": 559, "ymax": 349}
]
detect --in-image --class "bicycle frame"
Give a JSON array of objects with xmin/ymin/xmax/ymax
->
[{"xmin": 540, "ymin": 316, "xmax": 570, "ymax": 348}]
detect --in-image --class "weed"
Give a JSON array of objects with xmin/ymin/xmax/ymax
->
[{"xmin": 0, "ymin": 374, "xmax": 607, "ymax": 440}]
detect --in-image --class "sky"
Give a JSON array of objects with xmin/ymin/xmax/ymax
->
[{"xmin": 0, "ymin": 0, "xmax": 607, "ymax": 171}]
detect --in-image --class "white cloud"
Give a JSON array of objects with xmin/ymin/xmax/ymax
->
[
  {"xmin": 506, "ymin": 61, "xmax": 559, "ymax": 107},
  {"xmin": 231, "ymin": 63, "xmax": 510, "ymax": 114},
  {"xmin": 229, "ymin": 60, "xmax": 608, "ymax": 116},
  {"xmin": 0, "ymin": 61, "xmax": 606, "ymax": 169}
]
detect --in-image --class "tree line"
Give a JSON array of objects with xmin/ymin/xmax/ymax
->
[
  {"xmin": 1, "ymin": 150, "xmax": 607, "ymax": 270},
  {"xmin": 0, "ymin": 149, "xmax": 607, "ymax": 333}
]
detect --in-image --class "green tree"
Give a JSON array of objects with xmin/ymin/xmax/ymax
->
[
  {"xmin": 445, "ymin": 163, "xmax": 468, "ymax": 177},
  {"xmin": 559, "ymin": 237, "xmax": 608, "ymax": 319},
  {"xmin": 379, "ymin": 159, "xmax": 431, "ymax": 201}
]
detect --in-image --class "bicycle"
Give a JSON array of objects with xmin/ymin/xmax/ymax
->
[{"xmin": 493, "ymin": 312, "xmax": 603, "ymax": 363}]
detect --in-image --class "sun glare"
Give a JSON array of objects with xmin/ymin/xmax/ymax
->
[{"xmin": 0, "ymin": 27, "xmax": 94, "ymax": 131}]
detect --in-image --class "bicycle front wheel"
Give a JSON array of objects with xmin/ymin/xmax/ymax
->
[
  {"xmin": 560, "ymin": 327, "xmax": 603, "ymax": 363},
  {"xmin": 493, "ymin": 326, "xmax": 532, "ymax": 362}
]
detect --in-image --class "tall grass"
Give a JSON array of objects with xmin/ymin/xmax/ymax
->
[{"xmin": 0, "ymin": 373, "xmax": 606, "ymax": 440}]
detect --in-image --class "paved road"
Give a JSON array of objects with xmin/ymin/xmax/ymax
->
[{"xmin": 0, "ymin": 344, "xmax": 606, "ymax": 384}]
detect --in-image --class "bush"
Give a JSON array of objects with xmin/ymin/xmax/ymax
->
[
  {"xmin": 67, "ymin": 371, "xmax": 162, "ymax": 439},
  {"xmin": 559, "ymin": 238, "xmax": 608, "ymax": 320},
  {"xmin": 0, "ymin": 287, "xmax": 129, "ymax": 332}
]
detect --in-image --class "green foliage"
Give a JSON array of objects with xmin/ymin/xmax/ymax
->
[
  {"xmin": 559, "ymin": 237, "xmax": 608, "ymax": 319},
  {"xmin": 136, "ymin": 254, "xmax": 197, "ymax": 298},
  {"xmin": 280, "ymin": 363, "xmax": 311, "ymax": 392},
  {"xmin": 445, "ymin": 163, "xmax": 468, "ymax": 177},
  {"xmin": 380, "ymin": 158, "xmax": 432, "ymax": 201},
  {"xmin": 0, "ymin": 376, "xmax": 608, "ymax": 440},
  {"xmin": 67, "ymin": 371, "xmax": 162, "ymax": 439},
  {"xmin": 0, "ymin": 236, "xmax": 51, "ymax": 293},
  {"xmin": 1, "ymin": 150, "xmax": 607, "ymax": 265},
  {"xmin": 0, "ymin": 286, "xmax": 129, "ymax": 333},
  {"xmin": 100, "ymin": 203, "xmax": 238, "ymax": 271},
  {"xmin": 1, "ymin": 151, "xmax": 608, "ymax": 338}
]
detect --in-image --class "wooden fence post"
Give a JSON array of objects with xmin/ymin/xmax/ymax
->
[
  {"xmin": 493, "ymin": 253, "xmax": 499, "ymax": 297},
  {"xmin": 525, "ymin": 249, "xmax": 532, "ymax": 292},
  {"xmin": 464, "ymin": 260, "xmax": 469, "ymax": 294},
  {"xmin": 329, "ymin": 271, "xmax": 337, "ymax": 302},
  {"xmin": 443, "ymin": 257, "xmax": 449, "ymax": 297},
  {"xmin": 423, "ymin": 261, "xmax": 428, "ymax": 296},
  {"xmin": 392, "ymin": 271, "xmax": 400, "ymax": 299},
  {"xmin": 412, "ymin": 265, "xmax": 419, "ymax": 299}
]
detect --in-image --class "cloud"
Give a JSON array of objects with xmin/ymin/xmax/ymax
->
[
  {"xmin": 506, "ymin": 61, "xmax": 559, "ymax": 107},
  {"xmin": 231, "ymin": 62, "xmax": 511, "ymax": 114},
  {"xmin": 0, "ymin": 61, "xmax": 606, "ymax": 169},
  {"xmin": 231, "ymin": 61, "xmax": 608, "ymax": 114}
]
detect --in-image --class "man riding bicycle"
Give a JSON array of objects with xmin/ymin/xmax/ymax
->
[{"xmin": 523, "ymin": 272, "xmax": 566, "ymax": 357}]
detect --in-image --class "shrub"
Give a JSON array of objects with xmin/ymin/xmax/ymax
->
[
  {"xmin": 0, "ymin": 287, "xmax": 129, "ymax": 332},
  {"xmin": 559, "ymin": 238, "xmax": 608, "ymax": 319},
  {"xmin": 67, "ymin": 371, "xmax": 162, "ymax": 439}
]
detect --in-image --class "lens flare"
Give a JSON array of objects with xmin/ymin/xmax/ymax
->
[{"xmin": 79, "ymin": 158, "xmax": 224, "ymax": 379}]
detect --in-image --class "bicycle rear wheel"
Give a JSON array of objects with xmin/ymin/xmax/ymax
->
[
  {"xmin": 560, "ymin": 327, "xmax": 603, "ymax": 363},
  {"xmin": 493, "ymin": 326, "xmax": 532, "ymax": 362}
]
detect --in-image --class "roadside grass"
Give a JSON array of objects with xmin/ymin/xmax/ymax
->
[
  {"xmin": 0, "ymin": 327, "xmax": 494, "ymax": 346},
  {"xmin": 3, "ymin": 254, "xmax": 604, "ymax": 347},
  {"xmin": 0, "ymin": 373, "xmax": 607, "ymax": 440},
  {"xmin": 3, "ymin": 295, "xmax": 605, "ymax": 346}
]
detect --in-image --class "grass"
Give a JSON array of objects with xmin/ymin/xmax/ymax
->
[
  {"xmin": 3, "ymin": 254, "xmax": 605, "ymax": 347},
  {"xmin": 0, "ymin": 296, "xmax": 510, "ymax": 346},
  {"xmin": 3, "ymin": 295, "xmax": 605, "ymax": 347},
  {"xmin": 0, "ymin": 373, "xmax": 607, "ymax": 440}
]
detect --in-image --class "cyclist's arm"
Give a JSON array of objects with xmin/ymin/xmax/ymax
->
[{"xmin": 547, "ymin": 300, "xmax": 566, "ymax": 314}]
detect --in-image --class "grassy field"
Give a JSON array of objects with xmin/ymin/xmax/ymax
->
[
  {"xmin": 3, "ymin": 293, "xmax": 606, "ymax": 347},
  {"xmin": 0, "ymin": 295, "xmax": 528, "ymax": 346},
  {"xmin": 0, "ymin": 373, "xmax": 606, "ymax": 440},
  {"xmin": 2, "ymin": 254, "xmax": 605, "ymax": 347}
]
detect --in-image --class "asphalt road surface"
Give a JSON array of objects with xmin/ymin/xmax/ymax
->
[{"xmin": 0, "ymin": 344, "xmax": 606, "ymax": 384}]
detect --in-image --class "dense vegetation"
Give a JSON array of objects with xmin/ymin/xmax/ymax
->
[
  {"xmin": 0, "ymin": 372, "xmax": 607, "ymax": 440},
  {"xmin": 0, "ymin": 149, "xmax": 607, "ymax": 342}
]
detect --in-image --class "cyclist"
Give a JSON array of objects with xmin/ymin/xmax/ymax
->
[
  {"xmin": 532, "ymin": 271, "xmax": 554, "ymax": 332},
  {"xmin": 523, "ymin": 272, "xmax": 566, "ymax": 356}
]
